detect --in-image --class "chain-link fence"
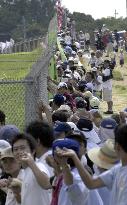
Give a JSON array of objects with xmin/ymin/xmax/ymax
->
[{"xmin": 0, "ymin": 15, "xmax": 57, "ymax": 131}]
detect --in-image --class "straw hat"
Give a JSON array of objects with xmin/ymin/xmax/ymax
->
[{"xmin": 88, "ymin": 139, "xmax": 119, "ymax": 170}]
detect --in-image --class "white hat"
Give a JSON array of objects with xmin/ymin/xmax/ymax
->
[
  {"xmin": 57, "ymin": 105, "xmax": 72, "ymax": 113},
  {"xmin": 57, "ymin": 82, "xmax": 68, "ymax": 90},
  {"xmin": 0, "ymin": 140, "xmax": 11, "ymax": 151},
  {"xmin": 68, "ymin": 57, "xmax": 74, "ymax": 62},
  {"xmin": 72, "ymin": 51, "xmax": 76, "ymax": 55},
  {"xmin": 65, "ymin": 68, "xmax": 72, "ymax": 74},
  {"xmin": 77, "ymin": 49, "xmax": 83, "ymax": 54},
  {"xmin": 0, "ymin": 147, "xmax": 14, "ymax": 160},
  {"xmin": 77, "ymin": 118, "xmax": 101, "ymax": 144},
  {"xmin": 88, "ymin": 139, "xmax": 119, "ymax": 169},
  {"xmin": 73, "ymin": 72, "xmax": 81, "ymax": 81},
  {"xmin": 67, "ymin": 122, "xmax": 79, "ymax": 131},
  {"xmin": 91, "ymin": 67, "xmax": 97, "ymax": 72},
  {"xmin": 90, "ymin": 97, "xmax": 100, "ymax": 109},
  {"xmin": 84, "ymin": 91, "xmax": 93, "ymax": 99}
]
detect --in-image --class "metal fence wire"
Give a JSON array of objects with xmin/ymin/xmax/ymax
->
[{"xmin": 0, "ymin": 15, "xmax": 57, "ymax": 131}]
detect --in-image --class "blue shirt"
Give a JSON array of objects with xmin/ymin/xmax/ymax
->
[{"xmin": 99, "ymin": 164, "xmax": 127, "ymax": 205}]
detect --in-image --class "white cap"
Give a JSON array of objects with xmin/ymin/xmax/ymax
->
[{"xmin": 57, "ymin": 82, "xmax": 68, "ymax": 90}]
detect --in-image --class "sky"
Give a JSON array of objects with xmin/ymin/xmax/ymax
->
[{"xmin": 62, "ymin": 0, "xmax": 127, "ymax": 19}]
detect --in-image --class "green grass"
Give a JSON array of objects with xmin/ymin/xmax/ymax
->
[
  {"xmin": 114, "ymin": 84, "xmax": 127, "ymax": 93},
  {"xmin": 0, "ymin": 48, "xmax": 42, "ymax": 79},
  {"xmin": 0, "ymin": 48, "xmax": 42, "ymax": 130},
  {"xmin": 0, "ymin": 83, "xmax": 25, "ymax": 130},
  {"xmin": 113, "ymin": 69, "xmax": 123, "ymax": 81}
]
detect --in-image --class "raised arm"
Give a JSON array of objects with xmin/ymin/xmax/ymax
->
[{"xmin": 57, "ymin": 148, "xmax": 105, "ymax": 189}]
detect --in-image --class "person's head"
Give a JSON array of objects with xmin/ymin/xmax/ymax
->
[
  {"xmin": 52, "ymin": 110, "xmax": 70, "ymax": 124},
  {"xmin": 66, "ymin": 131, "xmax": 87, "ymax": 157},
  {"xmin": 78, "ymin": 83, "xmax": 87, "ymax": 92},
  {"xmin": 0, "ymin": 125, "xmax": 19, "ymax": 143},
  {"xmin": 57, "ymin": 82, "xmax": 68, "ymax": 94},
  {"xmin": 88, "ymin": 139, "xmax": 119, "ymax": 173},
  {"xmin": 99, "ymin": 118, "xmax": 118, "ymax": 143},
  {"xmin": 26, "ymin": 121, "xmax": 54, "ymax": 154},
  {"xmin": 52, "ymin": 94, "xmax": 65, "ymax": 110},
  {"xmin": 90, "ymin": 97, "xmax": 100, "ymax": 110},
  {"xmin": 85, "ymin": 71, "xmax": 94, "ymax": 83},
  {"xmin": 54, "ymin": 122, "xmax": 72, "ymax": 139},
  {"xmin": 114, "ymin": 124, "xmax": 127, "ymax": 158},
  {"xmin": 11, "ymin": 133, "xmax": 37, "ymax": 162},
  {"xmin": 0, "ymin": 110, "xmax": 5, "ymax": 126},
  {"xmin": 111, "ymin": 113, "xmax": 121, "ymax": 125},
  {"xmin": 68, "ymin": 58, "xmax": 74, "ymax": 68},
  {"xmin": 92, "ymin": 111, "xmax": 103, "ymax": 128},
  {"xmin": 103, "ymin": 60, "xmax": 110, "ymax": 69},
  {"xmin": 95, "ymin": 50, "xmax": 102, "ymax": 58},
  {"xmin": 75, "ymin": 97, "xmax": 87, "ymax": 109},
  {"xmin": 120, "ymin": 49, "xmax": 123, "ymax": 54},
  {"xmin": 77, "ymin": 50, "xmax": 83, "ymax": 58},
  {"xmin": 52, "ymin": 138, "xmax": 80, "ymax": 167},
  {"xmin": 91, "ymin": 52, "xmax": 95, "ymax": 57},
  {"xmin": 0, "ymin": 147, "xmax": 21, "ymax": 176}
]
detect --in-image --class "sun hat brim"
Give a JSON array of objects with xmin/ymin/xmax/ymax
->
[{"xmin": 88, "ymin": 147, "xmax": 119, "ymax": 170}]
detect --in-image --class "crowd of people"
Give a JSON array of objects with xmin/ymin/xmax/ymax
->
[{"xmin": 0, "ymin": 21, "xmax": 127, "ymax": 205}]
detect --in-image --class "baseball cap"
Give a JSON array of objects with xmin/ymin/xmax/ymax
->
[
  {"xmin": 52, "ymin": 138, "xmax": 79, "ymax": 156},
  {"xmin": 54, "ymin": 122, "xmax": 72, "ymax": 133},
  {"xmin": 91, "ymin": 67, "xmax": 97, "ymax": 72},
  {"xmin": 84, "ymin": 91, "xmax": 93, "ymax": 99},
  {"xmin": 66, "ymin": 122, "xmax": 79, "ymax": 131},
  {"xmin": 57, "ymin": 82, "xmax": 68, "ymax": 90},
  {"xmin": 53, "ymin": 94, "xmax": 65, "ymax": 105},
  {"xmin": 0, "ymin": 140, "xmax": 11, "ymax": 151},
  {"xmin": 0, "ymin": 125, "xmax": 20, "ymax": 142},
  {"xmin": 0, "ymin": 147, "xmax": 14, "ymax": 160},
  {"xmin": 101, "ymin": 118, "xmax": 117, "ymax": 129},
  {"xmin": 77, "ymin": 118, "xmax": 93, "ymax": 131},
  {"xmin": 68, "ymin": 57, "xmax": 74, "ymax": 62},
  {"xmin": 90, "ymin": 97, "xmax": 100, "ymax": 109},
  {"xmin": 57, "ymin": 105, "xmax": 72, "ymax": 113},
  {"xmin": 77, "ymin": 118, "xmax": 101, "ymax": 144}
]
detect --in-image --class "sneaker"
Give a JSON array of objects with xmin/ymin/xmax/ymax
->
[{"xmin": 104, "ymin": 111, "xmax": 113, "ymax": 114}]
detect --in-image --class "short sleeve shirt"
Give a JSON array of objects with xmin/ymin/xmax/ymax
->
[{"xmin": 99, "ymin": 164, "xmax": 127, "ymax": 205}]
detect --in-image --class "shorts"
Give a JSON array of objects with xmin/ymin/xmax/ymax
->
[
  {"xmin": 103, "ymin": 88, "xmax": 112, "ymax": 102},
  {"xmin": 120, "ymin": 59, "xmax": 124, "ymax": 65}
]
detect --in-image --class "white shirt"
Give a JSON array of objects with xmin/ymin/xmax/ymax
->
[
  {"xmin": 102, "ymin": 68, "xmax": 112, "ymax": 89},
  {"xmin": 85, "ymin": 33, "xmax": 90, "ymax": 41},
  {"xmin": 93, "ymin": 75, "xmax": 103, "ymax": 91},
  {"xmin": 95, "ymin": 58, "xmax": 103, "ymax": 67},
  {"xmin": 99, "ymin": 164, "xmax": 127, "ymax": 205},
  {"xmin": 21, "ymin": 162, "xmax": 51, "ymax": 205},
  {"xmin": 58, "ymin": 168, "xmax": 89, "ymax": 205},
  {"xmin": 5, "ymin": 169, "xmax": 24, "ymax": 205},
  {"xmin": 36, "ymin": 150, "xmax": 54, "ymax": 177},
  {"xmin": 65, "ymin": 35, "xmax": 72, "ymax": 45}
]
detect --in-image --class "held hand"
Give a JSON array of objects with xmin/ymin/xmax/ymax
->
[
  {"xmin": 56, "ymin": 147, "xmax": 76, "ymax": 159},
  {"xmin": 8, "ymin": 178, "xmax": 22, "ymax": 194},
  {"xmin": 0, "ymin": 178, "xmax": 9, "ymax": 188},
  {"xmin": 21, "ymin": 152, "xmax": 34, "ymax": 167}
]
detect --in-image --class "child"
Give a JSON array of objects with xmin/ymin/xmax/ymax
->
[{"xmin": 119, "ymin": 49, "xmax": 124, "ymax": 67}]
